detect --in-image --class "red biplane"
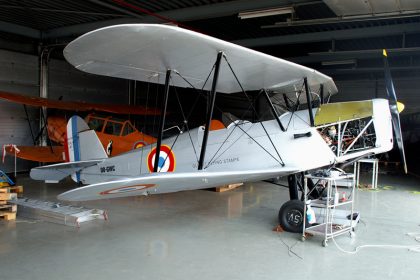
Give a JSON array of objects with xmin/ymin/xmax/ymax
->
[{"xmin": 1, "ymin": 91, "xmax": 158, "ymax": 163}]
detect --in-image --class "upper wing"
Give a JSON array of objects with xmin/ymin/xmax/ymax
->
[
  {"xmin": 58, "ymin": 167, "xmax": 299, "ymax": 201},
  {"xmin": 0, "ymin": 91, "xmax": 159, "ymax": 115},
  {"xmin": 6, "ymin": 146, "xmax": 65, "ymax": 163},
  {"xmin": 64, "ymin": 24, "xmax": 337, "ymax": 95}
]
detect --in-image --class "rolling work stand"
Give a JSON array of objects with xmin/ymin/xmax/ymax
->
[
  {"xmin": 354, "ymin": 158, "xmax": 379, "ymax": 189},
  {"xmin": 301, "ymin": 172, "xmax": 359, "ymax": 247}
]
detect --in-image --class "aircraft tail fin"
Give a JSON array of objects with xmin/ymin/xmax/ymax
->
[{"xmin": 65, "ymin": 115, "xmax": 107, "ymax": 162}]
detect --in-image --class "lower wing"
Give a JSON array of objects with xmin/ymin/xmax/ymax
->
[{"xmin": 58, "ymin": 167, "xmax": 299, "ymax": 201}]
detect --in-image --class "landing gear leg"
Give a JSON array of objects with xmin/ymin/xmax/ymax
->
[
  {"xmin": 288, "ymin": 174, "xmax": 299, "ymax": 200},
  {"xmin": 279, "ymin": 173, "xmax": 305, "ymax": 233}
]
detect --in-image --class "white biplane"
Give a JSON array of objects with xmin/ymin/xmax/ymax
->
[{"xmin": 30, "ymin": 24, "xmax": 406, "ymax": 232}]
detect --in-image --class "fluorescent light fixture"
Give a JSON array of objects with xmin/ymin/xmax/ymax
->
[
  {"xmin": 321, "ymin": 59, "xmax": 357, "ymax": 66},
  {"xmin": 238, "ymin": 7, "xmax": 294, "ymax": 19}
]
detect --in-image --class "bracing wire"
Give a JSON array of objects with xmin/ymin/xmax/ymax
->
[
  {"xmin": 173, "ymin": 54, "xmax": 289, "ymax": 169},
  {"xmin": 222, "ymin": 56, "xmax": 285, "ymax": 165},
  {"xmin": 172, "ymin": 83, "xmax": 199, "ymax": 162}
]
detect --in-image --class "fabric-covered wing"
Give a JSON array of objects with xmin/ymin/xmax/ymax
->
[
  {"xmin": 0, "ymin": 91, "xmax": 159, "ymax": 115},
  {"xmin": 30, "ymin": 160, "xmax": 104, "ymax": 182},
  {"xmin": 64, "ymin": 24, "xmax": 337, "ymax": 95},
  {"xmin": 8, "ymin": 146, "xmax": 65, "ymax": 163},
  {"xmin": 58, "ymin": 167, "xmax": 299, "ymax": 201}
]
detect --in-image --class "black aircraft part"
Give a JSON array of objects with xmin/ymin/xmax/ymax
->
[
  {"xmin": 383, "ymin": 50, "xmax": 407, "ymax": 173},
  {"xmin": 294, "ymin": 132, "xmax": 312, "ymax": 139},
  {"xmin": 288, "ymin": 174, "xmax": 300, "ymax": 200}
]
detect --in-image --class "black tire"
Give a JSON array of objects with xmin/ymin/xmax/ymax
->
[{"xmin": 278, "ymin": 200, "xmax": 305, "ymax": 233}]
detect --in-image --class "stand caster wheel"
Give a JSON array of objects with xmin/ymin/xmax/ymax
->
[
  {"xmin": 322, "ymin": 240, "xmax": 328, "ymax": 247},
  {"xmin": 301, "ymin": 236, "xmax": 306, "ymax": 242}
]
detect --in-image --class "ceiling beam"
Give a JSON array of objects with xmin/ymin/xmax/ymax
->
[
  {"xmin": 146, "ymin": 0, "xmax": 309, "ymax": 22},
  {"xmin": 42, "ymin": 0, "xmax": 307, "ymax": 40},
  {"xmin": 323, "ymin": 66, "xmax": 420, "ymax": 75},
  {"xmin": 232, "ymin": 22, "xmax": 420, "ymax": 48},
  {"xmin": 0, "ymin": 21, "xmax": 40, "ymax": 39},
  {"xmin": 0, "ymin": 37, "xmax": 37, "ymax": 53},
  {"xmin": 85, "ymin": 0, "xmax": 143, "ymax": 18},
  {"xmin": 289, "ymin": 47, "xmax": 420, "ymax": 64},
  {"xmin": 42, "ymin": 18, "xmax": 142, "ymax": 40}
]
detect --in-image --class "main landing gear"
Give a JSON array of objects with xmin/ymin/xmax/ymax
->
[{"xmin": 278, "ymin": 173, "xmax": 320, "ymax": 233}]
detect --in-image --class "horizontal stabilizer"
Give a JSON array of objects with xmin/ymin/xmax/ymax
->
[
  {"xmin": 58, "ymin": 167, "xmax": 298, "ymax": 201},
  {"xmin": 30, "ymin": 160, "xmax": 103, "ymax": 182}
]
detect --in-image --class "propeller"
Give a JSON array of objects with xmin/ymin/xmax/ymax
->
[{"xmin": 383, "ymin": 49, "xmax": 407, "ymax": 174}]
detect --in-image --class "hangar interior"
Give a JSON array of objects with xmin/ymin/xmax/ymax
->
[{"xmin": 0, "ymin": 1, "xmax": 420, "ymax": 279}]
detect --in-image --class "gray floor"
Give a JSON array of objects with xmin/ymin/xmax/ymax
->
[{"xmin": 1, "ymin": 173, "xmax": 420, "ymax": 280}]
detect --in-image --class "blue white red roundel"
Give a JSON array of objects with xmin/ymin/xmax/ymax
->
[
  {"xmin": 133, "ymin": 141, "xmax": 147, "ymax": 149},
  {"xmin": 147, "ymin": 145, "xmax": 175, "ymax": 172},
  {"xmin": 100, "ymin": 184, "xmax": 155, "ymax": 195}
]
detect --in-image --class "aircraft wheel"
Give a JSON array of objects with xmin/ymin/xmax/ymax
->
[{"xmin": 278, "ymin": 200, "xmax": 305, "ymax": 233}]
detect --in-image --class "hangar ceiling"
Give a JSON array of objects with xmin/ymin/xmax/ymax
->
[{"xmin": 0, "ymin": 0, "xmax": 420, "ymax": 82}]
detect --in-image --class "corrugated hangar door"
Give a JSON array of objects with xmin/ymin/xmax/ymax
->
[
  {"xmin": 0, "ymin": 50, "xmax": 39, "ymax": 173},
  {"xmin": 0, "ymin": 49, "xmax": 128, "ymax": 174}
]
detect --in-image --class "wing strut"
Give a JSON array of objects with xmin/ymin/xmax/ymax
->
[
  {"xmin": 282, "ymin": 94, "xmax": 291, "ymax": 110},
  {"xmin": 153, "ymin": 69, "xmax": 171, "ymax": 172},
  {"xmin": 304, "ymin": 77, "xmax": 315, "ymax": 127},
  {"xmin": 198, "ymin": 52, "xmax": 223, "ymax": 170},
  {"xmin": 320, "ymin": 84, "xmax": 324, "ymax": 105},
  {"xmin": 263, "ymin": 90, "xmax": 285, "ymax": 132}
]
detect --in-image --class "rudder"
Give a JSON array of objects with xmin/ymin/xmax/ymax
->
[{"xmin": 66, "ymin": 115, "xmax": 107, "ymax": 162}]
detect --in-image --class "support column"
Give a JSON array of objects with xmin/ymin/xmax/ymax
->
[
  {"xmin": 39, "ymin": 47, "xmax": 50, "ymax": 147},
  {"xmin": 198, "ymin": 52, "xmax": 223, "ymax": 170},
  {"xmin": 153, "ymin": 70, "xmax": 171, "ymax": 172},
  {"xmin": 304, "ymin": 77, "xmax": 314, "ymax": 127}
]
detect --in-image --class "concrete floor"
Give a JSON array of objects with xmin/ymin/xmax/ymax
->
[{"xmin": 1, "ymin": 173, "xmax": 420, "ymax": 280}]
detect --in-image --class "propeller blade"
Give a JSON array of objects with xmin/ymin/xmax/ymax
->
[{"xmin": 383, "ymin": 49, "xmax": 407, "ymax": 173}]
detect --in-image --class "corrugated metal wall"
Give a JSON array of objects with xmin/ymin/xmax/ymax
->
[
  {"xmin": 0, "ymin": 50, "xmax": 38, "ymax": 174},
  {"xmin": 334, "ymin": 78, "xmax": 420, "ymax": 114},
  {"xmin": 0, "ymin": 49, "xmax": 127, "ymax": 174}
]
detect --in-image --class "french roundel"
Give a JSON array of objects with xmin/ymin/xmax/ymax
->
[
  {"xmin": 133, "ymin": 141, "xmax": 147, "ymax": 149},
  {"xmin": 147, "ymin": 145, "xmax": 176, "ymax": 172}
]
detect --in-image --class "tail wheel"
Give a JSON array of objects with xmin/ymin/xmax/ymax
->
[{"xmin": 278, "ymin": 200, "xmax": 305, "ymax": 233}]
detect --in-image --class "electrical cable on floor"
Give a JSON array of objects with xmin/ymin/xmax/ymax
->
[
  {"xmin": 328, "ymin": 179, "xmax": 420, "ymax": 254},
  {"xmin": 331, "ymin": 234, "xmax": 420, "ymax": 254},
  {"xmin": 310, "ymin": 174, "xmax": 420, "ymax": 254},
  {"xmin": 407, "ymin": 232, "xmax": 420, "ymax": 242},
  {"xmin": 279, "ymin": 237, "xmax": 303, "ymax": 259}
]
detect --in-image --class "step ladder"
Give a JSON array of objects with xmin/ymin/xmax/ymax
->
[{"xmin": 15, "ymin": 198, "xmax": 108, "ymax": 227}]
